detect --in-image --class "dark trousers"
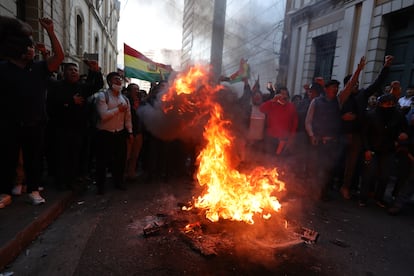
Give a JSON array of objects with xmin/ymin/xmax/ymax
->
[
  {"xmin": 393, "ymin": 167, "xmax": 414, "ymax": 208},
  {"xmin": 392, "ymin": 151, "xmax": 412, "ymax": 197},
  {"xmin": 263, "ymin": 136, "xmax": 288, "ymax": 156},
  {"xmin": 2, "ymin": 124, "xmax": 45, "ymax": 194},
  {"xmin": 54, "ymin": 128, "xmax": 84, "ymax": 189},
  {"xmin": 308, "ymin": 139, "xmax": 342, "ymax": 199},
  {"xmin": 293, "ymin": 132, "xmax": 311, "ymax": 177},
  {"xmin": 360, "ymin": 151, "xmax": 393, "ymax": 202},
  {"xmin": 95, "ymin": 130, "xmax": 127, "ymax": 192},
  {"xmin": 342, "ymin": 133, "xmax": 363, "ymax": 190}
]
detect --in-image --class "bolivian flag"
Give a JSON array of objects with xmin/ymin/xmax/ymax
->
[{"xmin": 124, "ymin": 43, "xmax": 173, "ymax": 82}]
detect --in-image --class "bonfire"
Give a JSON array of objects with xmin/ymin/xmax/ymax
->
[{"xmin": 161, "ymin": 65, "xmax": 285, "ymax": 224}]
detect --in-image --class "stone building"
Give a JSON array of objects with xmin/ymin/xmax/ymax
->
[
  {"xmin": 278, "ymin": 0, "xmax": 414, "ymax": 96},
  {"xmin": 0, "ymin": 0, "xmax": 120, "ymax": 75}
]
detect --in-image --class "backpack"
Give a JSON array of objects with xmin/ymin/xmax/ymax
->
[{"xmin": 89, "ymin": 90, "xmax": 130, "ymax": 128}]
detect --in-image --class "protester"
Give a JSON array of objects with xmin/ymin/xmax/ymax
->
[
  {"xmin": 398, "ymin": 85, "xmax": 414, "ymax": 115},
  {"xmin": 139, "ymin": 81, "xmax": 169, "ymax": 182},
  {"xmin": 305, "ymin": 80, "xmax": 343, "ymax": 200},
  {"xmin": 338, "ymin": 55, "xmax": 393, "ymax": 199},
  {"xmin": 260, "ymin": 87, "xmax": 298, "ymax": 156},
  {"xmin": 94, "ymin": 72, "xmax": 133, "ymax": 194},
  {"xmin": 46, "ymin": 61, "xmax": 103, "ymax": 191},
  {"xmin": 245, "ymin": 78, "xmax": 266, "ymax": 155},
  {"xmin": 359, "ymin": 94, "xmax": 408, "ymax": 207},
  {"xmin": 125, "ymin": 83, "xmax": 144, "ymax": 181},
  {"xmin": 0, "ymin": 16, "xmax": 64, "ymax": 206},
  {"xmin": 366, "ymin": 95, "xmax": 378, "ymax": 111},
  {"xmin": 389, "ymin": 80, "xmax": 401, "ymax": 100},
  {"xmin": 294, "ymin": 82, "xmax": 324, "ymax": 178},
  {"xmin": 291, "ymin": 94, "xmax": 302, "ymax": 108},
  {"xmin": 388, "ymin": 102, "xmax": 414, "ymax": 214}
]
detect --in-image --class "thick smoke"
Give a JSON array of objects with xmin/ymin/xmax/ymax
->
[
  {"xmin": 137, "ymin": 76, "xmax": 249, "ymax": 147},
  {"xmin": 138, "ymin": 85, "xmax": 205, "ymax": 143}
]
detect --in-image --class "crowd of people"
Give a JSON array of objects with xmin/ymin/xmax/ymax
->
[
  {"xmin": 244, "ymin": 55, "xmax": 413, "ymax": 215},
  {"xmin": 1, "ymin": 15, "xmax": 413, "ymax": 217}
]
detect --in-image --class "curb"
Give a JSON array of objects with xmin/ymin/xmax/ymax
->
[{"xmin": 0, "ymin": 191, "xmax": 75, "ymax": 270}]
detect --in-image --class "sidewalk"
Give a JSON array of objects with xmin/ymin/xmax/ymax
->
[{"xmin": 0, "ymin": 186, "xmax": 76, "ymax": 270}]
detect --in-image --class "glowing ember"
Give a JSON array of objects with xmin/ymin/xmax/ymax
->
[{"xmin": 162, "ymin": 65, "xmax": 285, "ymax": 224}]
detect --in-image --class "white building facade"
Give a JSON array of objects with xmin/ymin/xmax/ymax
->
[
  {"xmin": 278, "ymin": 0, "xmax": 414, "ymax": 95},
  {"xmin": 0, "ymin": 0, "xmax": 120, "ymax": 75}
]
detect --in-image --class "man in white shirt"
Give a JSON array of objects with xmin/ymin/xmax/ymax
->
[
  {"xmin": 398, "ymin": 85, "xmax": 414, "ymax": 115},
  {"xmin": 95, "ymin": 72, "xmax": 133, "ymax": 194}
]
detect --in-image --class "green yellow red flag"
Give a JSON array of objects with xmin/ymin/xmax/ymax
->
[
  {"xmin": 124, "ymin": 43, "xmax": 172, "ymax": 82},
  {"xmin": 223, "ymin": 58, "xmax": 250, "ymax": 83}
]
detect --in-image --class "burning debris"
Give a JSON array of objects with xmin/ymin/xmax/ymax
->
[
  {"xmin": 142, "ymin": 214, "xmax": 169, "ymax": 237},
  {"xmin": 135, "ymin": 65, "xmax": 319, "ymax": 257},
  {"xmin": 138, "ymin": 204, "xmax": 319, "ymax": 257},
  {"xmin": 179, "ymin": 218, "xmax": 319, "ymax": 256},
  {"xmin": 160, "ymin": 65, "xmax": 286, "ymax": 224},
  {"xmin": 295, "ymin": 227, "xmax": 319, "ymax": 244}
]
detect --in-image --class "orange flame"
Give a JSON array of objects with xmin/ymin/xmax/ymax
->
[{"xmin": 162, "ymin": 65, "xmax": 285, "ymax": 224}]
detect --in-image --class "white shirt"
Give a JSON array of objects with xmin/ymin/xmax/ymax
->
[
  {"xmin": 96, "ymin": 89, "xmax": 132, "ymax": 133},
  {"xmin": 398, "ymin": 96, "xmax": 413, "ymax": 107}
]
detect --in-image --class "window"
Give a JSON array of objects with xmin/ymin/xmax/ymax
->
[
  {"xmin": 313, "ymin": 32, "xmax": 337, "ymax": 81},
  {"xmin": 76, "ymin": 15, "xmax": 83, "ymax": 55},
  {"xmin": 94, "ymin": 35, "xmax": 99, "ymax": 54}
]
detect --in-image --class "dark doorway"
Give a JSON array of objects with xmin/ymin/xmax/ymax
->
[{"xmin": 385, "ymin": 6, "xmax": 414, "ymax": 89}]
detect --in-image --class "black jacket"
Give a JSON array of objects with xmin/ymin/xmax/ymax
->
[
  {"xmin": 47, "ymin": 70, "xmax": 103, "ymax": 130},
  {"xmin": 362, "ymin": 106, "xmax": 407, "ymax": 153}
]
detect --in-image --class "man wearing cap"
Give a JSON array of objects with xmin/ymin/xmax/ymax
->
[
  {"xmin": 305, "ymin": 79, "xmax": 344, "ymax": 200},
  {"xmin": 304, "ymin": 61, "xmax": 365, "ymax": 201},
  {"xmin": 294, "ymin": 82, "xmax": 324, "ymax": 178}
]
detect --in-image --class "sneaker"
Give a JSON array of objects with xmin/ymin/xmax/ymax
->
[
  {"xmin": 28, "ymin": 191, "xmax": 46, "ymax": 205},
  {"xmin": 12, "ymin": 184, "xmax": 27, "ymax": 196},
  {"xmin": 358, "ymin": 200, "xmax": 367, "ymax": 207},
  {"xmin": 38, "ymin": 186, "xmax": 44, "ymax": 191},
  {"xmin": 0, "ymin": 194, "xmax": 12, "ymax": 208},
  {"xmin": 376, "ymin": 200, "xmax": 387, "ymax": 208}
]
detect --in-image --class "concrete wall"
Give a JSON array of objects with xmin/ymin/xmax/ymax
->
[{"xmin": 0, "ymin": 0, "xmax": 16, "ymax": 17}]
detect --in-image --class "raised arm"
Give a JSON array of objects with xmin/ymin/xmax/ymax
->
[
  {"xmin": 337, "ymin": 56, "xmax": 366, "ymax": 106},
  {"xmin": 39, "ymin": 18, "xmax": 64, "ymax": 72},
  {"xmin": 363, "ymin": 55, "xmax": 394, "ymax": 97},
  {"xmin": 84, "ymin": 60, "xmax": 104, "ymax": 96}
]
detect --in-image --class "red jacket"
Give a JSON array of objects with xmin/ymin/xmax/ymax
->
[{"xmin": 259, "ymin": 100, "xmax": 298, "ymax": 139}]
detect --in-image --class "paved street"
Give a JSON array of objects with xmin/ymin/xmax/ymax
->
[{"xmin": 1, "ymin": 173, "xmax": 414, "ymax": 276}]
